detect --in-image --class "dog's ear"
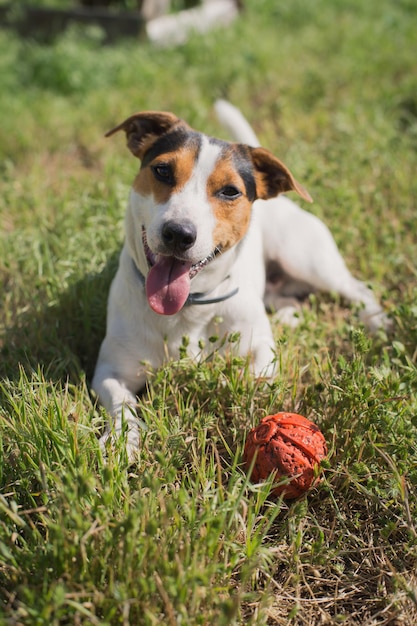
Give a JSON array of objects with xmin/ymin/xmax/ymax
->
[
  {"xmin": 105, "ymin": 112, "xmax": 183, "ymax": 159},
  {"xmin": 249, "ymin": 146, "xmax": 312, "ymax": 203}
]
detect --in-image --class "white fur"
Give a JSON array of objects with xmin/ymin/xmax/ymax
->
[{"xmin": 92, "ymin": 102, "xmax": 389, "ymax": 461}]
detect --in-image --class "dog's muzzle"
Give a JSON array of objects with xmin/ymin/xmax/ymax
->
[{"xmin": 137, "ymin": 227, "xmax": 237, "ymax": 315}]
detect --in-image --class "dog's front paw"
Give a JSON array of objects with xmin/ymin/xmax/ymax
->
[
  {"xmin": 99, "ymin": 409, "xmax": 144, "ymax": 465},
  {"xmin": 271, "ymin": 304, "xmax": 302, "ymax": 328}
]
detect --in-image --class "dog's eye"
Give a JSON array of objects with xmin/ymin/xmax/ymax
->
[
  {"xmin": 152, "ymin": 164, "xmax": 174, "ymax": 184},
  {"xmin": 219, "ymin": 186, "xmax": 242, "ymax": 200}
]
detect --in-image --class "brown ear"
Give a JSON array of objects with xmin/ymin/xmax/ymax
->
[
  {"xmin": 105, "ymin": 111, "xmax": 183, "ymax": 159},
  {"xmin": 249, "ymin": 146, "xmax": 313, "ymax": 203}
]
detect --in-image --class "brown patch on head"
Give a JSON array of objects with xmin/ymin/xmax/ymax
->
[
  {"xmin": 133, "ymin": 132, "xmax": 201, "ymax": 203},
  {"xmin": 132, "ymin": 164, "xmax": 171, "ymax": 203},
  {"xmin": 250, "ymin": 146, "xmax": 313, "ymax": 203},
  {"xmin": 208, "ymin": 147, "xmax": 254, "ymax": 251}
]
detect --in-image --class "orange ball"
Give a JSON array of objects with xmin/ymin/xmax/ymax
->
[{"xmin": 243, "ymin": 412, "xmax": 327, "ymax": 499}]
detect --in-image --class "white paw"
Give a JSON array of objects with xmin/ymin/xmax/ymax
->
[
  {"xmin": 99, "ymin": 410, "xmax": 145, "ymax": 464},
  {"xmin": 272, "ymin": 305, "xmax": 302, "ymax": 328}
]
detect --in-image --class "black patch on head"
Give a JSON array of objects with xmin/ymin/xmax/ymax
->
[
  {"xmin": 141, "ymin": 129, "xmax": 202, "ymax": 168},
  {"xmin": 208, "ymin": 138, "xmax": 257, "ymax": 202},
  {"xmin": 232, "ymin": 144, "xmax": 257, "ymax": 202}
]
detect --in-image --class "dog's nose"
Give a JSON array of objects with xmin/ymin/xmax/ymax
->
[{"xmin": 162, "ymin": 220, "xmax": 197, "ymax": 253}]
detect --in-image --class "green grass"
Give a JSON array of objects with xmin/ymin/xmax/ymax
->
[{"xmin": 1, "ymin": 0, "xmax": 417, "ymax": 623}]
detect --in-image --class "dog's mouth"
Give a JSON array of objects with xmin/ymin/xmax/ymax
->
[{"xmin": 142, "ymin": 227, "xmax": 222, "ymax": 316}]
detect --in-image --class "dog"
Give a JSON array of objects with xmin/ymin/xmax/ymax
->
[{"xmin": 92, "ymin": 100, "xmax": 388, "ymax": 459}]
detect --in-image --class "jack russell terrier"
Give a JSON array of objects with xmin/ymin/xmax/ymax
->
[{"xmin": 92, "ymin": 100, "xmax": 388, "ymax": 459}]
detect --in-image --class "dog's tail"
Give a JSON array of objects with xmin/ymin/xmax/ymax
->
[{"xmin": 214, "ymin": 99, "xmax": 260, "ymax": 147}]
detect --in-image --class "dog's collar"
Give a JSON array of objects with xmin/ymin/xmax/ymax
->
[
  {"xmin": 184, "ymin": 285, "xmax": 239, "ymax": 306},
  {"xmin": 131, "ymin": 258, "xmax": 239, "ymax": 306}
]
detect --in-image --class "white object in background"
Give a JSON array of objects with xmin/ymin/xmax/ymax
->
[{"xmin": 146, "ymin": 0, "xmax": 239, "ymax": 46}]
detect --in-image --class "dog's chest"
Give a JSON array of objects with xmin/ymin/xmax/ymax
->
[{"xmin": 134, "ymin": 298, "xmax": 222, "ymax": 364}]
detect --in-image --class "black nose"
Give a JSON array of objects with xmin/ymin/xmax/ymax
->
[{"xmin": 162, "ymin": 220, "xmax": 197, "ymax": 253}]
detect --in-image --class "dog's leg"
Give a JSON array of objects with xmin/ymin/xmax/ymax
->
[
  {"xmin": 240, "ymin": 326, "xmax": 277, "ymax": 379},
  {"xmin": 219, "ymin": 295, "xmax": 278, "ymax": 379},
  {"xmin": 92, "ymin": 345, "xmax": 147, "ymax": 462},
  {"xmin": 259, "ymin": 196, "xmax": 389, "ymax": 331}
]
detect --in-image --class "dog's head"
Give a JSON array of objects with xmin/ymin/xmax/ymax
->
[{"xmin": 106, "ymin": 111, "xmax": 311, "ymax": 316}]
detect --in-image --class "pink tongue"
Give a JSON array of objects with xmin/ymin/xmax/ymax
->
[{"xmin": 146, "ymin": 256, "xmax": 192, "ymax": 315}]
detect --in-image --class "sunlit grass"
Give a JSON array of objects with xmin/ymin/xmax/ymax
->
[{"xmin": 1, "ymin": 0, "xmax": 417, "ymax": 623}]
